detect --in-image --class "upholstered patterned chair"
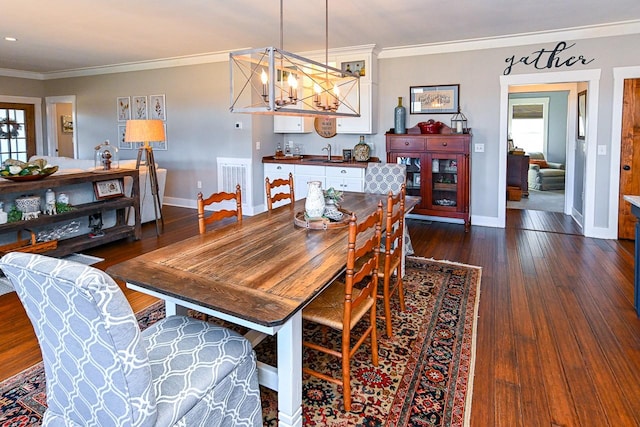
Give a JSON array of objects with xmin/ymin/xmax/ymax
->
[
  {"xmin": 0, "ymin": 252, "xmax": 262, "ymax": 427},
  {"xmin": 364, "ymin": 163, "xmax": 414, "ymax": 255}
]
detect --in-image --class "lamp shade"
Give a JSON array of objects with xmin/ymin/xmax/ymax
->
[{"xmin": 124, "ymin": 120, "xmax": 165, "ymax": 145}]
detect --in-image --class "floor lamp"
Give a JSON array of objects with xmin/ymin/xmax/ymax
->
[{"xmin": 124, "ymin": 119, "xmax": 165, "ymax": 235}]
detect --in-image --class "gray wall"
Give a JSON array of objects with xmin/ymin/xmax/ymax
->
[{"xmin": 1, "ymin": 31, "xmax": 639, "ymax": 229}]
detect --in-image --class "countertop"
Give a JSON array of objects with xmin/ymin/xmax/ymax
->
[{"xmin": 262, "ymin": 155, "xmax": 380, "ymax": 168}]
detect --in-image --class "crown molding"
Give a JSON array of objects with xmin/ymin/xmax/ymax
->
[
  {"xmin": 2, "ymin": 20, "xmax": 639, "ymax": 80},
  {"xmin": 378, "ymin": 19, "xmax": 640, "ymax": 59}
]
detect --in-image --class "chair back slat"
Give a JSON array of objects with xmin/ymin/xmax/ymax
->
[
  {"xmin": 265, "ymin": 173, "xmax": 295, "ymax": 211},
  {"xmin": 197, "ymin": 184, "xmax": 242, "ymax": 234}
]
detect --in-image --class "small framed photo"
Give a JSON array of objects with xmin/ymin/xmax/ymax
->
[
  {"xmin": 118, "ymin": 125, "xmax": 132, "ymax": 149},
  {"xmin": 94, "ymin": 178, "xmax": 125, "ymax": 200},
  {"xmin": 410, "ymin": 84, "xmax": 459, "ymax": 114},
  {"xmin": 342, "ymin": 149, "xmax": 352, "ymax": 161},
  {"xmin": 413, "ymin": 174, "xmax": 421, "ymax": 186},
  {"xmin": 149, "ymin": 94, "xmax": 166, "ymax": 120},
  {"xmin": 117, "ymin": 96, "xmax": 131, "ymax": 121},
  {"xmin": 132, "ymin": 96, "xmax": 148, "ymax": 119},
  {"xmin": 61, "ymin": 115, "xmax": 73, "ymax": 133}
]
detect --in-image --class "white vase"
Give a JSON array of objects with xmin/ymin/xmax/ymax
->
[{"xmin": 305, "ymin": 181, "xmax": 325, "ymax": 218}]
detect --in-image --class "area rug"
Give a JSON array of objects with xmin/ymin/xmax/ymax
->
[
  {"xmin": 0, "ymin": 257, "xmax": 481, "ymax": 426},
  {"xmin": 0, "ymin": 253, "xmax": 104, "ymax": 296}
]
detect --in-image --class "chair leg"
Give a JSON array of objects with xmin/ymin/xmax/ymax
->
[
  {"xmin": 383, "ymin": 274, "xmax": 393, "ymax": 337},
  {"xmin": 342, "ymin": 329, "xmax": 352, "ymax": 411},
  {"xmin": 396, "ymin": 266, "xmax": 406, "ymax": 312},
  {"xmin": 370, "ymin": 304, "xmax": 379, "ymax": 367}
]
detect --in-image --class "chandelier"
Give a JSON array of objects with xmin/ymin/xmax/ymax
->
[{"xmin": 229, "ymin": 0, "xmax": 360, "ymax": 118}]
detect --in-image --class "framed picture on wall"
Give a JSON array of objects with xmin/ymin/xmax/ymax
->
[
  {"xmin": 577, "ymin": 90, "xmax": 586, "ymax": 140},
  {"xmin": 116, "ymin": 96, "xmax": 130, "ymax": 121},
  {"xmin": 118, "ymin": 124, "xmax": 132, "ymax": 149},
  {"xmin": 149, "ymin": 94, "xmax": 166, "ymax": 120},
  {"xmin": 410, "ymin": 84, "xmax": 459, "ymax": 114},
  {"xmin": 61, "ymin": 115, "xmax": 73, "ymax": 133},
  {"xmin": 132, "ymin": 96, "xmax": 148, "ymax": 119}
]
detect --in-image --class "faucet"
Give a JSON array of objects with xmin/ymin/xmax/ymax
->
[{"xmin": 322, "ymin": 143, "xmax": 332, "ymax": 161}]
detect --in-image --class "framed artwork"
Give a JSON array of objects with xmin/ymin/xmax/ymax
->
[
  {"xmin": 117, "ymin": 96, "xmax": 131, "ymax": 121},
  {"xmin": 413, "ymin": 174, "xmax": 421, "ymax": 187},
  {"xmin": 118, "ymin": 124, "xmax": 132, "ymax": 149},
  {"xmin": 410, "ymin": 84, "xmax": 459, "ymax": 114},
  {"xmin": 149, "ymin": 94, "xmax": 166, "ymax": 120},
  {"xmin": 132, "ymin": 96, "xmax": 148, "ymax": 119},
  {"xmin": 577, "ymin": 90, "xmax": 586, "ymax": 140},
  {"xmin": 61, "ymin": 115, "xmax": 73, "ymax": 133},
  {"xmin": 94, "ymin": 178, "xmax": 125, "ymax": 200},
  {"xmin": 342, "ymin": 149, "xmax": 352, "ymax": 161}
]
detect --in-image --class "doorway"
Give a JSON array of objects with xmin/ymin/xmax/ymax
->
[
  {"xmin": 45, "ymin": 95, "xmax": 77, "ymax": 158},
  {"xmin": 498, "ymin": 69, "xmax": 601, "ymax": 237},
  {"xmin": 617, "ymin": 78, "xmax": 640, "ymax": 240}
]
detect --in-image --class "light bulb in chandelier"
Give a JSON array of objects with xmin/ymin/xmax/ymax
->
[{"xmin": 261, "ymin": 69, "xmax": 268, "ymax": 100}]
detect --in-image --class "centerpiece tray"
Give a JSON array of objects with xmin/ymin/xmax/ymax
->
[{"xmin": 293, "ymin": 208, "xmax": 351, "ymax": 230}]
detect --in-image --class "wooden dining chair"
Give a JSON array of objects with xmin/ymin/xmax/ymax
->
[
  {"xmin": 377, "ymin": 184, "xmax": 407, "ymax": 337},
  {"xmin": 265, "ymin": 172, "xmax": 295, "ymax": 211},
  {"xmin": 197, "ymin": 184, "xmax": 242, "ymax": 234},
  {"xmin": 302, "ymin": 201, "xmax": 383, "ymax": 411}
]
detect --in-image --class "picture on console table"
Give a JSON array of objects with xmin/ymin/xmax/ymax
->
[
  {"xmin": 410, "ymin": 84, "xmax": 459, "ymax": 114},
  {"xmin": 94, "ymin": 178, "xmax": 124, "ymax": 200}
]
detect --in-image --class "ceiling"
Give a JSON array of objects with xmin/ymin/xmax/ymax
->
[{"xmin": 4, "ymin": 0, "xmax": 640, "ymax": 75}]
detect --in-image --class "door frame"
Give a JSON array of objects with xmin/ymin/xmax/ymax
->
[
  {"xmin": 45, "ymin": 95, "xmax": 77, "ymax": 158},
  {"xmin": 611, "ymin": 66, "xmax": 640, "ymax": 239},
  {"xmin": 0, "ymin": 95, "xmax": 44, "ymax": 156},
  {"xmin": 498, "ymin": 69, "xmax": 601, "ymax": 238}
]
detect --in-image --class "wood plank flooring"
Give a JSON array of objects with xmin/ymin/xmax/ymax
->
[{"xmin": 2, "ymin": 206, "xmax": 640, "ymax": 426}]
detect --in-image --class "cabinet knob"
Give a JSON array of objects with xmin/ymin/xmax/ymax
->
[
  {"xmin": 276, "ymin": 166, "xmax": 282, "ymax": 170},
  {"xmin": 442, "ymin": 142, "xmax": 448, "ymax": 146},
  {"xmin": 405, "ymin": 141, "xmax": 410, "ymax": 146},
  {"xmin": 341, "ymin": 169, "xmax": 347, "ymax": 174}
]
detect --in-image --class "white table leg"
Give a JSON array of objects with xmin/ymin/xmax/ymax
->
[{"xmin": 276, "ymin": 311, "xmax": 303, "ymax": 427}]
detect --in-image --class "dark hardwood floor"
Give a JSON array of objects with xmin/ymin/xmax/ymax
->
[{"xmin": 2, "ymin": 205, "xmax": 640, "ymax": 426}]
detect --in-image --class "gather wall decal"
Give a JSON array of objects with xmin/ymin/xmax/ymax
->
[{"xmin": 503, "ymin": 41, "xmax": 595, "ymax": 75}]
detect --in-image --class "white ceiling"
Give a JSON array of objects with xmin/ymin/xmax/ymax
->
[{"xmin": 3, "ymin": 0, "xmax": 640, "ymax": 74}]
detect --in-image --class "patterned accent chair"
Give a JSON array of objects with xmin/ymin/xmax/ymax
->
[
  {"xmin": 0, "ymin": 252, "xmax": 263, "ymax": 427},
  {"xmin": 364, "ymin": 163, "xmax": 414, "ymax": 255}
]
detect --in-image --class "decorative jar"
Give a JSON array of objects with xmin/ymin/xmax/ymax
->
[
  {"xmin": 353, "ymin": 135, "xmax": 370, "ymax": 162},
  {"xmin": 305, "ymin": 181, "xmax": 326, "ymax": 218},
  {"xmin": 94, "ymin": 140, "xmax": 119, "ymax": 170}
]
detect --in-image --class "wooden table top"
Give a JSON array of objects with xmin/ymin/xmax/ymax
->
[{"xmin": 108, "ymin": 192, "xmax": 417, "ymax": 327}]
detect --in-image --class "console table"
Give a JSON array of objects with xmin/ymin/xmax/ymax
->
[{"xmin": 0, "ymin": 170, "xmax": 141, "ymax": 257}]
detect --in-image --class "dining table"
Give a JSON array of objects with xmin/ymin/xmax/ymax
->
[{"xmin": 107, "ymin": 191, "xmax": 419, "ymax": 427}]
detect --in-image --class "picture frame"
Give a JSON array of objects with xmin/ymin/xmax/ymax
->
[
  {"xmin": 117, "ymin": 124, "xmax": 132, "ymax": 149},
  {"xmin": 577, "ymin": 90, "xmax": 587, "ymax": 140},
  {"xmin": 149, "ymin": 94, "xmax": 166, "ymax": 120},
  {"xmin": 410, "ymin": 84, "xmax": 460, "ymax": 114},
  {"xmin": 116, "ymin": 96, "xmax": 131, "ymax": 121},
  {"xmin": 342, "ymin": 149, "xmax": 352, "ymax": 161},
  {"xmin": 413, "ymin": 174, "xmax": 421, "ymax": 187},
  {"xmin": 94, "ymin": 178, "xmax": 125, "ymax": 200},
  {"xmin": 61, "ymin": 115, "xmax": 73, "ymax": 133},
  {"xmin": 132, "ymin": 96, "xmax": 148, "ymax": 119}
]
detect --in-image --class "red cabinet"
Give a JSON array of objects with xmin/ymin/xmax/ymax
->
[{"xmin": 386, "ymin": 129, "xmax": 471, "ymax": 231}]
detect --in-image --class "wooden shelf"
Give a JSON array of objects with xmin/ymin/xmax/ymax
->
[{"xmin": 0, "ymin": 169, "xmax": 141, "ymax": 257}]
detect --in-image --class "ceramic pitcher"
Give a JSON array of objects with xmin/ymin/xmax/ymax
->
[{"xmin": 305, "ymin": 181, "xmax": 325, "ymax": 218}]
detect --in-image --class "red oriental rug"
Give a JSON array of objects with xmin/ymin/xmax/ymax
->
[{"xmin": 0, "ymin": 257, "xmax": 481, "ymax": 426}]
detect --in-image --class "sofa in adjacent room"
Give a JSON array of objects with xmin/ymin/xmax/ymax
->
[
  {"xmin": 527, "ymin": 152, "xmax": 565, "ymax": 191},
  {"xmin": 29, "ymin": 156, "xmax": 167, "ymax": 225}
]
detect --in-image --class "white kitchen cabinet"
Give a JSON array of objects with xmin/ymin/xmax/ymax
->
[
  {"xmin": 336, "ymin": 82, "xmax": 377, "ymax": 134},
  {"xmin": 325, "ymin": 165, "xmax": 365, "ymax": 192},
  {"xmin": 273, "ymin": 115, "xmax": 314, "ymax": 133}
]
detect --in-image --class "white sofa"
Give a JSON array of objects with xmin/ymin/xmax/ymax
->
[{"xmin": 29, "ymin": 156, "xmax": 167, "ymax": 225}]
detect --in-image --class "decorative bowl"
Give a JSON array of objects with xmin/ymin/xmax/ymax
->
[
  {"xmin": 0, "ymin": 159, "xmax": 58, "ymax": 181},
  {"xmin": 15, "ymin": 195, "xmax": 41, "ymax": 213},
  {"xmin": 417, "ymin": 120, "xmax": 444, "ymax": 134}
]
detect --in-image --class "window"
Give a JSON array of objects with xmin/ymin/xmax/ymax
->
[
  {"xmin": 508, "ymin": 97, "xmax": 549, "ymax": 154},
  {"xmin": 0, "ymin": 103, "xmax": 36, "ymax": 164}
]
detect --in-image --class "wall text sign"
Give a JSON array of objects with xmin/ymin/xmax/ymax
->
[{"xmin": 503, "ymin": 41, "xmax": 594, "ymax": 75}]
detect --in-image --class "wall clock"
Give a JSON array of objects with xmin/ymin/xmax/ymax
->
[{"xmin": 314, "ymin": 117, "xmax": 337, "ymax": 138}]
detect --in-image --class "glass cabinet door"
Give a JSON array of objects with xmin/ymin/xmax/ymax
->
[
  {"xmin": 430, "ymin": 156, "xmax": 458, "ymax": 208},
  {"xmin": 396, "ymin": 156, "xmax": 421, "ymax": 198}
]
